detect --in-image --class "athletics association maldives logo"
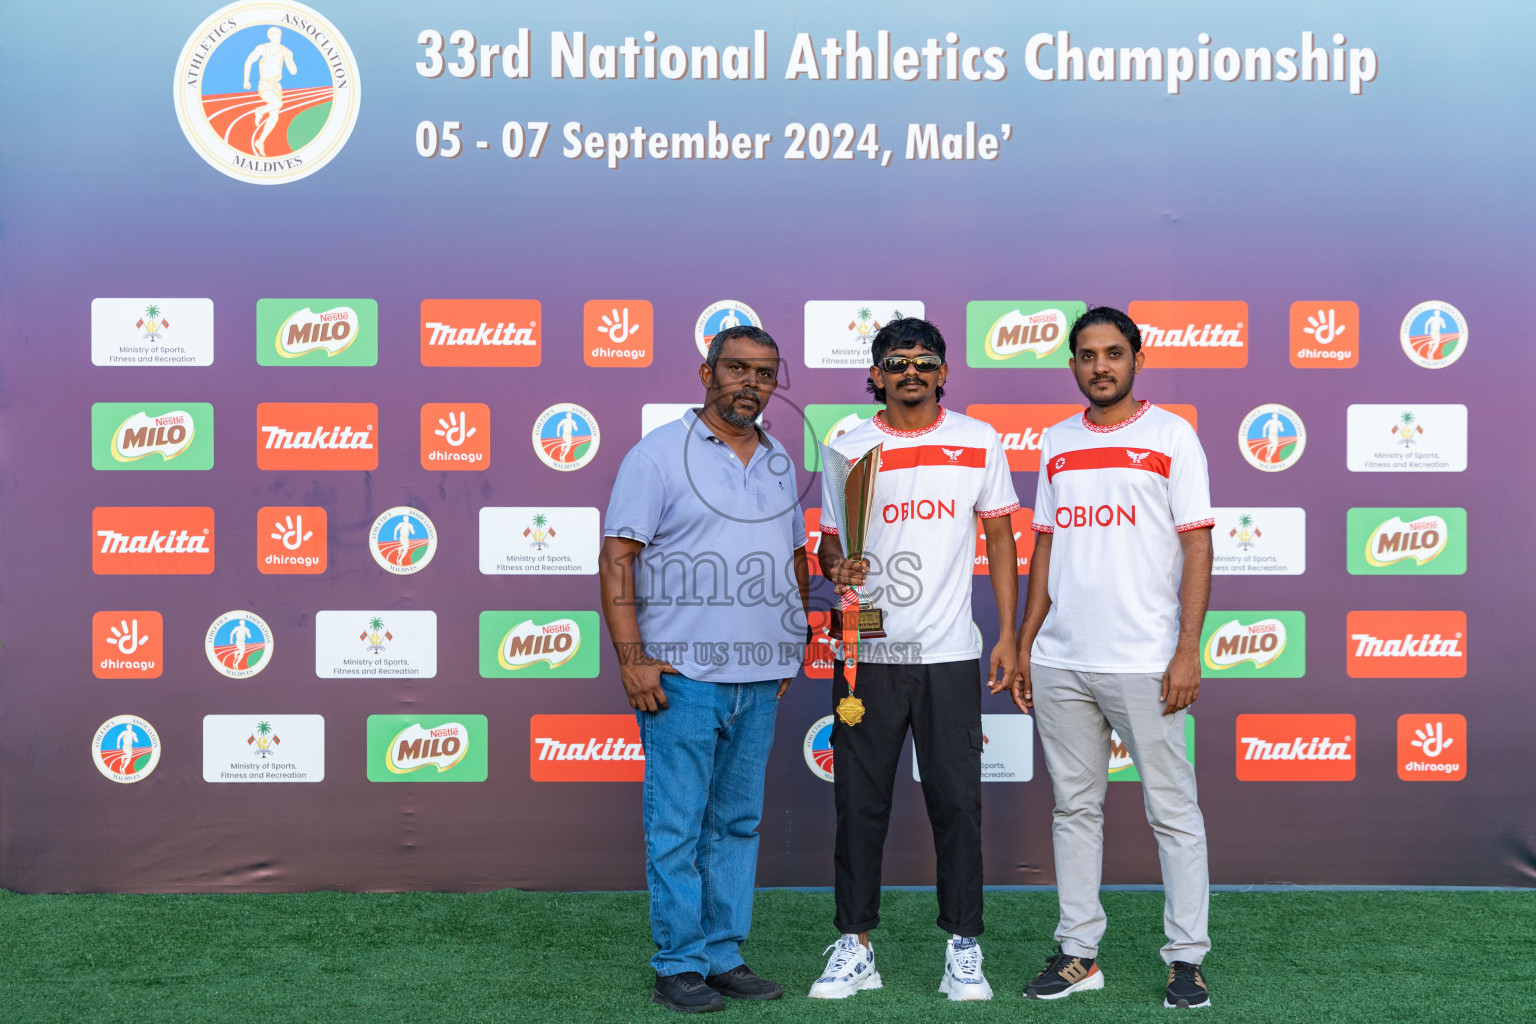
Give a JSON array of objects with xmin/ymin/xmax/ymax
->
[
  {"xmin": 532, "ymin": 403, "xmax": 600, "ymax": 471},
  {"xmin": 93, "ymin": 715, "xmax": 162, "ymax": 783},
  {"xmin": 1400, "ymin": 301, "xmax": 1468, "ymax": 369},
  {"xmin": 369, "ymin": 507, "xmax": 438, "ymax": 574},
  {"xmin": 174, "ymin": 2, "xmax": 361, "ymax": 184},
  {"xmin": 803, "ymin": 715, "xmax": 835, "ymax": 782},
  {"xmin": 695, "ymin": 300, "xmax": 762, "ymax": 358},
  {"xmin": 1238, "ymin": 404, "xmax": 1306, "ymax": 472},
  {"xmin": 205, "ymin": 610, "xmax": 274, "ymax": 678}
]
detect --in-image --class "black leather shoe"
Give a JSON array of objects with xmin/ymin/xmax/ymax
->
[
  {"xmin": 706, "ymin": 963, "xmax": 784, "ymax": 1001},
  {"xmin": 652, "ymin": 972, "xmax": 726, "ymax": 1013}
]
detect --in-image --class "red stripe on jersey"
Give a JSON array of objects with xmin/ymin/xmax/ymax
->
[
  {"xmin": 1045, "ymin": 447, "xmax": 1170, "ymax": 483},
  {"xmin": 878, "ymin": 445, "xmax": 987, "ymax": 471}
]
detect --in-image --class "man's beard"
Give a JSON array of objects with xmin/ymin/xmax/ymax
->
[
  {"xmin": 718, "ymin": 391, "xmax": 760, "ymax": 427},
  {"xmin": 1080, "ymin": 374, "xmax": 1134, "ymax": 408}
]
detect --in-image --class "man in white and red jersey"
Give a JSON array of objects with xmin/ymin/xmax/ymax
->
[
  {"xmin": 1010, "ymin": 306, "xmax": 1215, "ymax": 1010},
  {"xmin": 809, "ymin": 317, "xmax": 1019, "ymax": 1003}
]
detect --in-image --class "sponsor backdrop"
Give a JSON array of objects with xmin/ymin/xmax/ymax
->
[{"xmin": 0, "ymin": 0, "xmax": 1529, "ymax": 891}]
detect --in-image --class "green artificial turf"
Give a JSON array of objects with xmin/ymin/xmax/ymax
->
[{"xmin": 0, "ymin": 889, "xmax": 1531, "ymax": 1023}]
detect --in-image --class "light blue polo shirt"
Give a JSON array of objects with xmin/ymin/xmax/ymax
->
[{"xmin": 605, "ymin": 409, "xmax": 807, "ymax": 683}]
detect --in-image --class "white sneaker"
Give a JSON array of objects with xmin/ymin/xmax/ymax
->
[
  {"xmin": 939, "ymin": 934, "xmax": 993, "ymax": 1001},
  {"xmin": 808, "ymin": 934, "xmax": 882, "ymax": 999}
]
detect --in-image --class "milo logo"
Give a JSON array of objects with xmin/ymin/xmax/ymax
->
[
  {"xmin": 256, "ymin": 299, "xmax": 378, "ymax": 366},
  {"xmin": 479, "ymin": 611, "xmax": 600, "ymax": 678},
  {"xmin": 1347, "ymin": 508, "xmax": 1466, "ymax": 576},
  {"xmin": 1198, "ymin": 612, "xmax": 1306, "ymax": 678}
]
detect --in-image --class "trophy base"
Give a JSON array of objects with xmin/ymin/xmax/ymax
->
[{"xmin": 832, "ymin": 606, "xmax": 887, "ymax": 640}]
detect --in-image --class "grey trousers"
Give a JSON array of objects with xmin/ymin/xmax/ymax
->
[{"xmin": 1030, "ymin": 663, "xmax": 1210, "ymax": 965}]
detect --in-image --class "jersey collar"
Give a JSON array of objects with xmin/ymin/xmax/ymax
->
[
  {"xmin": 874, "ymin": 406, "xmax": 946, "ymax": 437},
  {"xmin": 1081, "ymin": 399, "xmax": 1150, "ymax": 433}
]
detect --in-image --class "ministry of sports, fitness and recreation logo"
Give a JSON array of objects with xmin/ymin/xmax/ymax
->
[
  {"xmin": 532, "ymin": 403, "xmax": 600, "ymax": 471},
  {"xmin": 1238, "ymin": 404, "xmax": 1306, "ymax": 472},
  {"xmin": 175, "ymin": 2, "xmax": 361, "ymax": 184},
  {"xmin": 206, "ymin": 610, "xmax": 274, "ymax": 678},
  {"xmin": 369, "ymin": 507, "xmax": 438, "ymax": 574},
  {"xmin": 93, "ymin": 715, "xmax": 162, "ymax": 783},
  {"xmin": 175, "ymin": 2, "xmax": 360, "ymax": 184},
  {"xmin": 695, "ymin": 300, "xmax": 762, "ymax": 358},
  {"xmin": 1400, "ymin": 301, "xmax": 1467, "ymax": 369},
  {"xmin": 803, "ymin": 715, "xmax": 835, "ymax": 782}
]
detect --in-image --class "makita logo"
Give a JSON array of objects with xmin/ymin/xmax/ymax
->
[
  {"xmin": 420, "ymin": 300, "xmax": 543, "ymax": 367},
  {"xmin": 92, "ymin": 507, "xmax": 215, "ymax": 574},
  {"xmin": 1140, "ymin": 322, "xmax": 1244, "ymax": 348},
  {"xmin": 1346, "ymin": 611, "xmax": 1466, "ymax": 678},
  {"xmin": 882, "ymin": 499, "xmax": 956, "ymax": 523},
  {"xmin": 97, "ymin": 529, "xmax": 210, "ymax": 555},
  {"xmin": 1234, "ymin": 714, "xmax": 1356, "ymax": 781},
  {"xmin": 1126, "ymin": 302, "xmax": 1248, "ymax": 368},
  {"xmin": 1349, "ymin": 632, "xmax": 1462, "ymax": 658},
  {"xmin": 533, "ymin": 736, "xmax": 644, "ymax": 762},
  {"xmin": 529, "ymin": 714, "xmax": 645, "ymax": 781},
  {"xmin": 424, "ymin": 322, "xmax": 537, "ymax": 346},
  {"xmin": 1000, "ymin": 427, "xmax": 1044, "ymax": 452},
  {"xmin": 1054, "ymin": 504, "xmax": 1137, "ymax": 529},
  {"xmin": 261, "ymin": 425, "xmax": 375, "ymax": 450},
  {"xmin": 256, "ymin": 403, "xmax": 380, "ymax": 471},
  {"xmin": 1239, "ymin": 735, "xmax": 1352, "ymax": 761}
]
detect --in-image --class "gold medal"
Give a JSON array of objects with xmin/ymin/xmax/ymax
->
[{"xmin": 836, "ymin": 695, "xmax": 866, "ymax": 726}]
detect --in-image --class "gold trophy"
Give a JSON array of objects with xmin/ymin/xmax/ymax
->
[{"xmin": 820, "ymin": 442, "xmax": 886, "ymax": 725}]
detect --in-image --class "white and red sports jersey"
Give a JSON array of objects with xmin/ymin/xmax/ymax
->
[
  {"xmin": 821, "ymin": 407, "xmax": 1019, "ymax": 664},
  {"xmin": 1030, "ymin": 401, "xmax": 1214, "ymax": 673}
]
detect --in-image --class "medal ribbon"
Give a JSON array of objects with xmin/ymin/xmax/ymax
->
[{"xmin": 841, "ymin": 587, "xmax": 860, "ymax": 694}]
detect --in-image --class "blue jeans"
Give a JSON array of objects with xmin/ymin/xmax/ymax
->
[{"xmin": 637, "ymin": 673, "xmax": 779, "ymax": 977}]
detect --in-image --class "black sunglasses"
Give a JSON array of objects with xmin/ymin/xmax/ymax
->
[{"xmin": 879, "ymin": 355, "xmax": 943, "ymax": 373}]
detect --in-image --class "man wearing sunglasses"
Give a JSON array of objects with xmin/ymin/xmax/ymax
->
[{"xmin": 810, "ymin": 317, "xmax": 1019, "ymax": 1002}]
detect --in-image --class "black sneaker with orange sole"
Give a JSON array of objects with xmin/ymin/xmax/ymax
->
[{"xmin": 1022, "ymin": 947, "xmax": 1105, "ymax": 1000}]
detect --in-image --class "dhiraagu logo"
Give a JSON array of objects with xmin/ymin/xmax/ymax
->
[
  {"xmin": 92, "ymin": 403, "xmax": 214, "ymax": 470},
  {"xmin": 367, "ymin": 715, "xmax": 487, "ymax": 782},
  {"xmin": 1109, "ymin": 717, "xmax": 1194, "ymax": 782},
  {"xmin": 257, "ymin": 299, "xmax": 377, "ymax": 365},
  {"xmin": 1347, "ymin": 508, "xmax": 1466, "ymax": 575},
  {"xmin": 480, "ymin": 611, "xmax": 600, "ymax": 678},
  {"xmin": 1199, "ymin": 612, "xmax": 1306, "ymax": 678},
  {"xmin": 965, "ymin": 301, "xmax": 1085, "ymax": 368},
  {"xmin": 803, "ymin": 403, "xmax": 883, "ymax": 470}
]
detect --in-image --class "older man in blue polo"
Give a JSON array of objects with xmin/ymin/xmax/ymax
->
[{"xmin": 599, "ymin": 324, "xmax": 811, "ymax": 1014}]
